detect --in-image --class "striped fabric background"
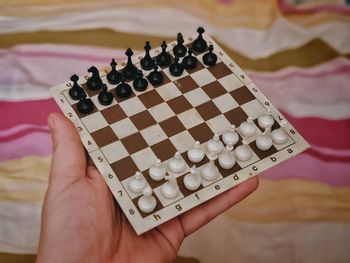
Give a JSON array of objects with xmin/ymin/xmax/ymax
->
[{"xmin": 0, "ymin": 0, "xmax": 349, "ymax": 262}]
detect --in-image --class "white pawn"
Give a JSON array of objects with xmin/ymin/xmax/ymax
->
[
  {"xmin": 161, "ymin": 174, "xmax": 180, "ymax": 199},
  {"xmin": 207, "ymin": 134, "xmax": 224, "ymax": 155},
  {"xmin": 258, "ymin": 109, "xmax": 274, "ymax": 129},
  {"xmin": 183, "ymin": 166, "xmax": 202, "ymax": 191},
  {"xmin": 201, "ymin": 152, "xmax": 220, "ymax": 181},
  {"xmin": 239, "ymin": 116, "xmax": 256, "ymax": 137},
  {"xmin": 218, "ymin": 144, "xmax": 236, "ymax": 170},
  {"xmin": 138, "ymin": 186, "xmax": 157, "ymax": 213},
  {"xmin": 256, "ymin": 128, "xmax": 273, "ymax": 151},
  {"xmin": 271, "ymin": 120, "xmax": 288, "ymax": 145},
  {"xmin": 187, "ymin": 141, "xmax": 205, "ymax": 163},
  {"xmin": 235, "ymin": 139, "xmax": 252, "ymax": 161},
  {"xmin": 128, "ymin": 171, "xmax": 147, "ymax": 193},
  {"xmin": 168, "ymin": 152, "xmax": 186, "ymax": 173},
  {"xmin": 149, "ymin": 159, "xmax": 166, "ymax": 181},
  {"xmin": 222, "ymin": 125, "xmax": 239, "ymax": 146}
]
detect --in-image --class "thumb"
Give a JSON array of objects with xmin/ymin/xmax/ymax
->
[{"xmin": 48, "ymin": 113, "xmax": 87, "ymax": 182}]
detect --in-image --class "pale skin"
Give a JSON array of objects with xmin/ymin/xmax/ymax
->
[{"xmin": 36, "ymin": 113, "xmax": 258, "ymax": 263}]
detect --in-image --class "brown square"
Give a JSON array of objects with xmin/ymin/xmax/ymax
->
[
  {"xmin": 208, "ymin": 62, "xmax": 232, "ymax": 79},
  {"xmin": 215, "ymin": 160, "xmax": 241, "ymax": 177},
  {"xmin": 188, "ymin": 123, "xmax": 214, "ymax": 144},
  {"xmin": 100, "ymin": 104, "xmax": 127, "ymax": 124},
  {"xmin": 109, "ymin": 86, "xmax": 136, "ymax": 103},
  {"xmin": 249, "ymin": 142, "xmax": 278, "ymax": 160},
  {"xmin": 167, "ymin": 96, "xmax": 192, "ymax": 114},
  {"xmin": 174, "ymin": 76, "xmax": 199, "ymax": 93},
  {"xmin": 230, "ymin": 86, "xmax": 255, "ymax": 105},
  {"xmin": 185, "ymin": 59, "xmax": 205, "ymax": 74},
  {"xmin": 224, "ymin": 107, "xmax": 248, "ymax": 127},
  {"xmin": 72, "ymin": 101, "xmax": 97, "ymax": 118},
  {"xmin": 82, "ymin": 83, "xmax": 101, "ymax": 97},
  {"xmin": 151, "ymin": 139, "xmax": 177, "ymax": 161},
  {"xmin": 121, "ymin": 132, "xmax": 148, "ymax": 154},
  {"xmin": 159, "ymin": 116, "xmax": 186, "ymax": 137},
  {"xmin": 196, "ymin": 101, "xmax": 221, "ymax": 121},
  {"xmin": 129, "ymin": 110, "xmax": 156, "ymax": 130},
  {"xmin": 132, "ymin": 193, "xmax": 163, "ymax": 218},
  {"xmin": 91, "ymin": 126, "xmax": 118, "ymax": 147},
  {"xmin": 138, "ymin": 89, "xmax": 164, "ymax": 108},
  {"xmin": 202, "ymin": 81, "xmax": 227, "ymax": 99},
  {"xmin": 110, "ymin": 157, "xmax": 138, "ymax": 181}
]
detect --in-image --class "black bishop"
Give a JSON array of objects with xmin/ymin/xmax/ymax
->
[
  {"xmin": 140, "ymin": 41, "xmax": 155, "ymax": 70},
  {"xmin": 107, "ymin": 58, "xmax": 122, "ymax": 84},
  {"xmin": 173, "ymin": 33, "xmax": 187, "ymax": 58},
  {"xmin": 192, "ymin": 27, "xmax": 208, "ymax": 53},
  {"xmin": 68, "ymin": 74, "xmax": 84, "ymax": 100},
  {"xmin": 122, "ymin": 48, "xmax": 138, "ymax": 80},
  {"xmin": 156, "ymin": 41, "xmax": 171, "ymax": 67}
]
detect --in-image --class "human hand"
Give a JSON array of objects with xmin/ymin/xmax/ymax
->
[{"xmin": 36, "ymin": 113, "xmax": 258, "ymax": 263}]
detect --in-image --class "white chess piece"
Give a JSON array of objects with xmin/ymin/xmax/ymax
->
[
  {"xmin": 218, "ymin": 144, "xmax": 236, "ymax": 170},
  {"xmin": 201, "ymin": 152, "xmax": 220, "ymax": 181},
  {"xmin": 258, "ymin": 109, "xmax": 274, "ymax": 129},
  {"xmin": 235, "ymin": 139, "xmax": 252, "ymax": 161},
  {"xmin": 183, "ymin": 166, "xmax": 202, "ymax": 191},
  {"xmin": 207, "ymin": 134, "xmax": 224, "ymax": 155},
  {"xmin": 128, "ymin": 171, "xmax": 147, "ymax": 193},
  {"xmin": 256, "ymin": 128, "xmax": 273, "ymax": 151},
  {"xmin": 149, "ymin": 159, "xmax": 166, "ymax": 181},
  {"xmin": 161, "ymin": 174, "xmax": 180, "ymax": 199},
  {"xmin": 271, "ymin": 120, "xmax": 288, "ymax": 145},
  {"xmin": 187, "ymin": 141, "xmax": 205, "ymax": 163},
  {"xmin": 222, "ymin": 125, "xmax": 239, "ymax": 146},
  {"xmin": 138, "ymin": 186, "xmax": 157, "ymax": 213},
  {"xmin": 168, "ymin": 152, "xmax": 186, "ymax": 173},
  {"xmin": 239, "ymin": 117, "xmax": 257, "ymax": 137}
]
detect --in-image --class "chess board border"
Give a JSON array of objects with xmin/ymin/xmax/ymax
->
[{"xmin": 50, "ymin": 33, "xmax": 310, "ymax": 235}]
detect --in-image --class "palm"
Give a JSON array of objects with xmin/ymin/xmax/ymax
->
[{"xmin": 37, "ymin": 113, "xmax": 258, "ymax": 263}]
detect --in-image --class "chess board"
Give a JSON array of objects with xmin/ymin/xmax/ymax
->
[{"xmin": 50, "ymin": 32, "xmax": 309, "ymax": 235}]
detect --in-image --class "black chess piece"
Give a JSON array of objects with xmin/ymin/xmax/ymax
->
[
  {"xmin": 173, "ymin": 33, "xmax": 187, "ymax": 58},
  {"xmin": 192, "ymin": 27, "xmax": 208, "ymax": 53},
  {"xmin": 77, "ymin": 91, "xmax": 94, "ymax": 114},
  {"xmin": 140, "ymin": 41, "xmax": 155, "ymax": 70},
  {"xmin": 156, "ymin": 41, "xmax": 171, "ymax": 67},
  {"xmin": 86, "ymin": 66, "xmax": 103, "ymax": 90},
  {"xmin": 98, "ymin": 84, "xmax": 113, "ymax": 106},
  {"xmin": 68, "ymin": 74, "xmax": 84, "ymax": 100},
  {"xmin": 107, "ymin": 58, "xmax": 122, "ymax": 84},
  {"xmin": 169, "ymin": 57, "xmax": 184, "ymax": 77},
  {"xmin": 202, "ymin": 45, "xmax": 217, "ymax": 66},
  {"xmin": 182, "ymin": 48, "xmax": 197, "ymax": 70},
  {"xmin": 147, "ymin": 64, "xmax": 163, "ymax": 86},
  {"xmin": 116, "ymin": 77, "xmax": 132, "ymax": 98},
  {"xmin": 133, "ymin": 70, "xmax": 148, "ymax": 91},
  {"xmin": 122, "ymin": 48, "xmax": 138, "ymax": 80}
]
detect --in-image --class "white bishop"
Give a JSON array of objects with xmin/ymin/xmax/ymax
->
[
  {"xmin": 218, "ymin": 144, "xmax": 236, "ymax": 170},
  {"xmin": 256, "ymin": 128, "xmax": 273, "ymax": 151},
  {"xmin": 207, "ymin": 134, "xmax": 224, "ymax": 155},
  {"xmin": 183, "ymin": 166, "xmax": 202, "ymax": 191},
  {"xmin": 128, "ymin": 172, "xmax": 147, "ymax": 193},
  {"xmin": 149, "ymin": 159, "xmax": 166, "ymax": 181},
  {"xmin": 201, "ymin": 152, "xmax": 220, "ymax": 181}
]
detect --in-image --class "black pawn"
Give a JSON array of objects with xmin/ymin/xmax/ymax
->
[
  {"xmin": 140, "ymin": 41, "xmax": 155, "ymax": 70},
  {"xmin": 173, "ymin": 33, "xmax": 187, "ymax": 58},
  {"xmin": 147, "ymin": 65, "xmax": 163, "ymax": 86},
  {"xmin": 77, "ymin": 91, "xmax": 94, "ymax": 114},
  {"xmin": 133, "ymin": 70, "xmax": 148, "ymax": 92},
  {"xmin": 169, "ymin": 57, "xmax": 184, "ymax": 77},
  {"xmin": 86, "ymin": 66, "xmax": 103, "ymax": 91},
  {"xmin": 182, "ymin": 48, "xmax": 197, "ymax": 70},
  {"xmin": 122, "ymin": 48, "xmax": 138, "ymax": 80},
  {"xmin": 192, "ymin": 27, "xmax": 208, "ymax": 53},
  {"xmin": 202, "ymin": 45, "xmax": 217, "ymax": 66},
  {"xmin": 116, "ymin": 77, "xmax": 132, "ymax": 98},
  {"xmin": 98, "ymin": 84, "xmax": 113, "ymax": 106},
  {"xmin": 107, "ymin": 59, "xmax": 122, "ymax": 84},
  {"xmin": 68, "ymin": 74, "xmax": 84, "ymax": 100},
  {"xmin": 156, "ymin": 41, "xmax": 171, "ymax": 67}
]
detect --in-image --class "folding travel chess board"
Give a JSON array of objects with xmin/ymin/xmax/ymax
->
[{"xmin": 50, "ymin": 29, "xmax": 309, "ymax": 235}]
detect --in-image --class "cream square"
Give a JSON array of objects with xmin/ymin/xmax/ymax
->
[
  {"xmin": 184, "ymin": 88, "xmax": 210, "ymax": 107},
  {"xmin": 213, "ymin": 93, "xmax": 239, "ymax": 113},
  {"xmin": 218, "ymin": 74, "xmax": 243, "ymax": 92},
  {"xmin": 169, "ymin": 130, "xmax": 196, "ymax": 153},
  {"xmin": 148, "ymin": 102, "xmax": 175, "ymax": 122},
  {"xmin": 131, "ymin": 148, "xmax": 158, "ymax": 172},
  {"xmin": 140, "ymin": 124, "xmax": 167, "ymax": 146},
  {"xmin": 81, "ymin": 112, "xmax": 108, "ymax": 133},
  {"xmin": 191, "ymin": 69, "xmax": 216, "ymax": 86},
  {"xmin": 178, "ymin": 108, "xmax": 204, "ymax": 129},
  {"xmin": 206, "ymin": 115, "xmax": 231, "ymax": 135},
  {"xmin": 240, "ymin": 99, "xmax": 266, "ymax": 120},
  {"xmin": 110, "ymin": 118, "xmax": 137, "ymax": 139},
  {"xmin": 119, "ymin": 96, "xmax": 146, "ymax": 116},
  {"xmin": 101, "ymin": 140, "xmax": 129, "ymax": 163},
  {"xmin": 156, "ymin": 82, "xmax": 182, "ymax": 101}
]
